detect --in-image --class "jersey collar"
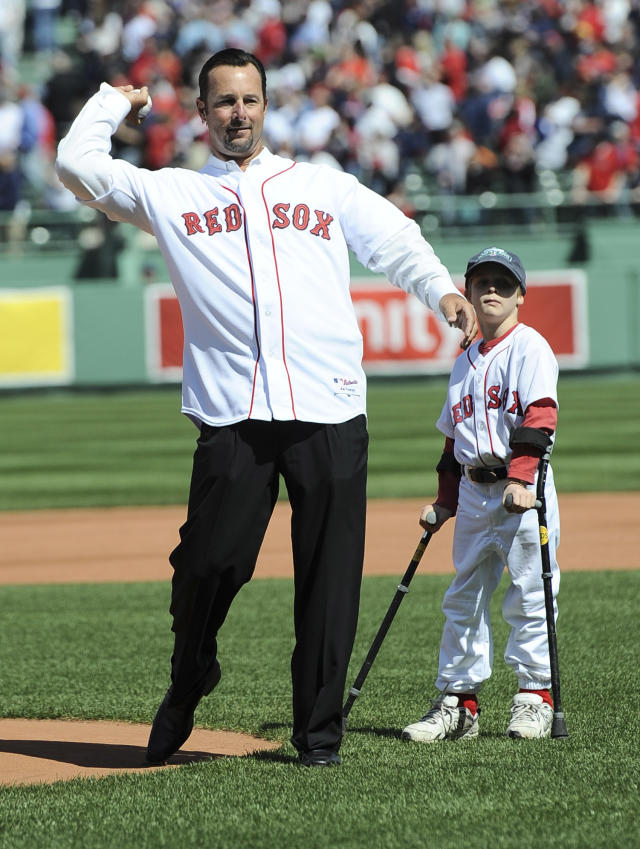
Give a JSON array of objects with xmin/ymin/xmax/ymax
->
[
  {"xmin": 201, "ymin": 146, "xmax": 274, "ymax": 174},
  {"xmin": 478, "ymin": 322, "xmax": 520, "ymax": 355}
]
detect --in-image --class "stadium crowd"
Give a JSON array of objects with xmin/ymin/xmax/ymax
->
[{"xmin": 1, "ymin": 0, "xmax": 640, "ymax": 217}]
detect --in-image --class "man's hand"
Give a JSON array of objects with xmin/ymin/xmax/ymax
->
[
  {"xmin": 439, "ymin": 293, "xmax": 478, "ymax": 350},
  {"xmin": 503, "ymin": 481, "xmax": 537, "ymax": 513},
  {"xmin": 114, "ymin": 85, "xmax": 152, "ymax": 124},
  {"xmin": 419, "ymin": 503, "xmax": 453, "ymax": 532}
]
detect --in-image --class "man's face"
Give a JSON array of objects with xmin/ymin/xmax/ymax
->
[{"xmin": 197, "ymin": 64, "xmax": 267, "ymax": 163}]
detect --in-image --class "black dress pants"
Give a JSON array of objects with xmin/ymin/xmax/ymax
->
[{"xmin": 167, "ymin": 415, "xmax": 368, "ymax": 753}]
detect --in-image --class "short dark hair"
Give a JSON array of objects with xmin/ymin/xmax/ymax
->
[{"xmin": 198, "ymin": 48, "xmax": 267, "ymax": 103}]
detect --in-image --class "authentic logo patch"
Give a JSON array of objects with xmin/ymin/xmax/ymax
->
[{"xmin": 333, "ymin": 377, "xmax": 360, "ymax": 397}]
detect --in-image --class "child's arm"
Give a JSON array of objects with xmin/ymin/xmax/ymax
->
[
  {"xmin": 504, "ymin": 398, "xmax": 557, "ymax": 513},
  {"xmin": 420, "ymin": 437, "xmax": 459, "ymax": 531}
]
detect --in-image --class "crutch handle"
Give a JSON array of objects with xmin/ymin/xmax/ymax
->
[{"xmin": 504, "ymin": 493, "xmax": 542, "ymax": 510}]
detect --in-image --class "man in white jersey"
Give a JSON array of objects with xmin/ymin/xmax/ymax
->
[
  {"xmin": 401, "ymin": 246, "xmax": 560, "ymax": 742},
  {"xmin": 55, "ymin": 48, "xmax": 477, "ymax": 768}
]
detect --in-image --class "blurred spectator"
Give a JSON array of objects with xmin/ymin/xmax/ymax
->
[
  {"xmin": 362, "ymin": 69, "xmax": 413, "ymax": 129},
  {"xmin": 535, "ymin": 94, "xmax": 582, "ymax": 170},
  {"xmin": 571, "ymin": 123, "xmax": 639, "ymax": 209},
  {"xmin": 0, "ymin": 1, "xmax": 26, "ymax": 79},
  {"xmin": 289, "ymin": 0, "xmax": 332, "ymax": 55},
  {"xmin": 439, "ymin": 36, "xmax": 467, "ymax": 102},
  {"xmin": 30, "ymin": 0, "xmax": 62, "ymax": 55},
  {"xmin": 410, "ymin": 65, "xmax": 456, "ymax": 142},
  {"xmin": 604, "ymin": 69, "xmax": 638, "ymax": 124},
  {"xmin": 17, "ymin": 83, "xmax": 56, "ymax": 200},
  {"xmin": 129, "ymin": 37, "xmax": 183, "ymax": 89},
  {"xmin": 0, "ymin": 82, "xmax": 22, "ymax": 209},
  {"xmin": 121, "ymin": 3, "xmax": 159, "ymax": 63},
  {"xmin": 80, "ymin": 4, "xmax": 123, "ymax": 61},
  {"xmin": 295, "ymin": 82, "xmax": 341, "ymax": 155},
  {"xmin": 465, "ymin": 144, "xmax": 499, "ymax": 194},
  {"xmin": 501, "ymin": 132, "xmax": 537, "ymax": 194},
  {"xmin": 254, "ymin": 9, "xmax": 286, "ymax": 66},
  {"xmin": 425, "ymin": 120, "xmax": 477, "ymax": 194}
]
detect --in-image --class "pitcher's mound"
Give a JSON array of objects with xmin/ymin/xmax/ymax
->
[{"xmin": 0, "ymin": 718, "xmax": 280, "ymax": 786}]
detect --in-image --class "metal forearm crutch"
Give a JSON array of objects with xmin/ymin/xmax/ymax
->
[{"xmin": 535, "ymin": 449, "xmax": 569, "ymax": 739}]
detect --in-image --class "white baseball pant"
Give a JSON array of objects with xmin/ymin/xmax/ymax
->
[{"xmin": 435, "ymin": 467, "xmax": 560, "ymax": 693}]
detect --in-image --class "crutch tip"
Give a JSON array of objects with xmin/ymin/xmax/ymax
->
[{"xmin": 551, "ymin": 712, "xmax": 569, "ymax": 739}]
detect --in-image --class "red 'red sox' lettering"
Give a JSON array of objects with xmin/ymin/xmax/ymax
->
[
  {"xmin": 204, "ymin": 208, "xmax": 222, "ymax": 235},
  {"xmin": 310, "ymin": 210, "xmax": 333, "ymax": 239},
  {"xmin": 451, "ymin": 386, "xmax": 523, "ymax": 422},
  {"xmin": 224, "ymin": 204, "xmax": 242, "ymax": 231},
  {"xmin": 452, "ymin": 394, "xmax": 473, "ymax": 424},
  {"xmin": 181, "ymin": 202, "xmax": 334, "ymax": 239},
  {"xmin": 487, "ymin": 385, "xmax": 501, "ymax": 409},
  {"xmin": 182, "ymin": 205, "xmax": 242, "ymax": 236},
  {"xmin": 272, "ymin": 202, "xmax": 290, "ymax": 229},
  {"xmin": 451, "ymin": 386, "xmax": 523, "ymax": 425},
  {"xmin": 271, "ymin": 203, "xmax": 334, "ymax": 239},
  {"xmin": 182, "ymin": 212, "xmax": 205, "ymax": 235}
]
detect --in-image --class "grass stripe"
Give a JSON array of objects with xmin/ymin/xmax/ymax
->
[{"xmin": 1, "ymin": 373, "xmax": 638, "ymax": 510}]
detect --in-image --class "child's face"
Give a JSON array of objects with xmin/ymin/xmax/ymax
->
[{"xmin": 466, "ymin": 262, "xmax": 524, "ymax": 337}]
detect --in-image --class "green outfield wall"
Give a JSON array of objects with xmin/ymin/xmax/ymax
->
[{"xmin": 1, "ymin": 218, "xmax": 638, "ymax": 388}]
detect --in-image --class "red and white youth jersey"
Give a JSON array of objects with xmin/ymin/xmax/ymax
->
[
  {"xmin": 436, "ymin": 323, "xmax": 558, "ymax": 467},
  {"xmin": 56, "ymin": 83, "xmax": 459, "ymax": 427}
]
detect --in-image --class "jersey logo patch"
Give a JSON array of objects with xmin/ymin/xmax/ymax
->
[{"xmin": 333, "ymin": 377, "xmax": 360, "ymax": 397}]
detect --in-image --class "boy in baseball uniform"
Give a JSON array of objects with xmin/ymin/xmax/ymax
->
[{"xmin": 402, "ymin": 246, "xmax": 560, "ymax": 741}]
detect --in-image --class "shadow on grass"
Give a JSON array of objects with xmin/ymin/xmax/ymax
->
[
  {"xmin": 258, "ymin": 720, "xmax": 404, "ymax": 743},
  {"xmin": 342, "ymin": 725, "xmax": 404, "ymax": 740},
  {"xmin": 0, "ymin": 738, "xmax": 220, "ymax": 769},
  {"xmin": 248, "ymin": 749, "xmax": 298, "ymax": 765}
]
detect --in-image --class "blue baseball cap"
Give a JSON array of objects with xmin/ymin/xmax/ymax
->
[{"xmin": 464, "ymin": 246, "xmax": 526, "ymax": 293}]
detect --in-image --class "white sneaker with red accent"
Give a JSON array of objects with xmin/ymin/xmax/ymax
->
[
  {"xmin": 507, "ymin": 693, "xmax": 553, "ymax": 738},
  {"xmin": 402, "ymin": 694, "xmax": 479, "ymax": 742}
]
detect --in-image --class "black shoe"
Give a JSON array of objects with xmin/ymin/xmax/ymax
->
[
  {"xmin": 298, "ymin": 749, "xmax": 342, "ymax": 767},
  {"xmin": 145, "ymin": 687, "xmax": 200, "ymax": 765}
]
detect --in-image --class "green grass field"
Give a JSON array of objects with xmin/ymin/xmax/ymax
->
[
  {"xmin": 0, "ymin": 374, "xmax": 639, "ymax": 849},
  {"xmin": 0, "ymin": 373, "xmax": 638, "ymax": 510},
  {"xmin": 0, "ymin": 574, "xmax": 638, "ymax": 849}
]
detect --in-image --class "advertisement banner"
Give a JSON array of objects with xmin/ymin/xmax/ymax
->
[
  {"xmin": 351, "ymin": 270, "xmax": 589, "ymax": 373},
  {"xmin": 0, "ymin": 287, "xmax": 74, "ymax": 387},
  {"xmin": 145, "ymin": 270, "xmax": 588, "ymax": 381}
]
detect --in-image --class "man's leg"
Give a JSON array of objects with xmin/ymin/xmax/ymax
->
[
  {"xmin": 147, "ymin": 421, "xmax": 278, "ymax": 762},
  {"xmin": 280, "ymin": 416, "xmax": 368, "ymax": 758}
]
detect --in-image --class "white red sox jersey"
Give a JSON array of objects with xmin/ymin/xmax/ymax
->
[
  {"xmin": 437, "ymin": 323, "xmax": 558, "ymax": 467},
  {"xmin": 56, "ymin": 83, "xmax": 460, "ymax": 427}
]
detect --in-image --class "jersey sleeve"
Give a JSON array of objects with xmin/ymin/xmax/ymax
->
[
  {"xmin": 508, "ymin": 399, "xmax": 558, "ymax": 483},
  {"xmin": 435, "ymin": 436, "xmax": 461, "ymax": 513},
  {"xmin": 336, "ymin": 176, "xmax": 459, "ymax": 316},
  {"xmin": 506, "ymin": 329, "xmax": 559, "ymax": 483},
  {"xmin": 436, "ymin": 394, "xmax": 455, "ymax": 439},
  {"xmin": 55, "ymin": 82, "xmax": 155, "ymax": 234},
  {"xmin": 515, "ymin": 329, "xmax": 559, "ymax": 411}
]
